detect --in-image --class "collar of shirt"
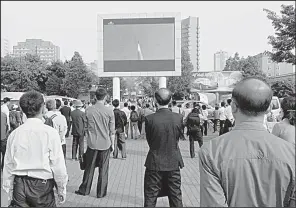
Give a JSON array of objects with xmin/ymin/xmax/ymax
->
[
  {"xmin": 25, "ymin": 118, "xmax": 44, "ymax": 124},
  {"xmin": 232, "ymin": 121, "xmax": 266, "ymax": 132}
]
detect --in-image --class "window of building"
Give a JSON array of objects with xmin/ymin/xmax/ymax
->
[
  {"xmin": 268, "ymin": 73, "xmax": 272, "ymax": 77},
  {"xmin": 267, "ymin": 58, "xmax": 272, "ymax": 64}
]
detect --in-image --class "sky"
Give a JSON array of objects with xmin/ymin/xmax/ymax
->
[{"xmin": 1, "ymin": 1, "xmax": 295, "ymax": 72}]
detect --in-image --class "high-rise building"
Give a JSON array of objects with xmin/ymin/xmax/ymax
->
[
  {"xmin": 254, "ymin": 51, "xmax": 294, "ymax": 77},
  {"xmin": 214, "ymin": 50, "xmax": 229, "ymax": 71},
  {"xmin": 181, "ymin": 16, "xmax": 200, "ymax": 72},
  {"xmin": 1, "ymin": 38, "xmax": 10, "ymax": 57},
  {"xmin": 13, "ymin": 39, "xmax": 60, "ymax": 63}
]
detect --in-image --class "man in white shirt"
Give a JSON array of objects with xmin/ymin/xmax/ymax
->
[
  {"xmin": 224, "ymin": 99, "xmax": 235, "ymax": 133},
  {"xmin": 45, "ymin": 99, "xmax": 68, "ymax": 158},
  {"xmin": 1, "ymin": 97, "xmax": 11, "ymax": 131},
  {"xmin": 219, "ymin": 101, "xmax": 226, "ymax": 136},
  {"xmin": 2, "ymin": 91, "xmax": 68, "ymax": 207},
  {"xmin": 201, "ymin": 105, "xmax": 209, "ymax": 136},
  {"xmin": 121, "ymin": 102, "xmax": 131, "ymax": 138}
]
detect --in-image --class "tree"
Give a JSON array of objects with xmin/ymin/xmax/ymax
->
[
  {"xmin": 137, "ymin": 77, "xmax": 159, "ymax": 97},
  {"xmin": 224, "ymin": 53, "xmax": 267, "ymax": 81},
  {"xmin": 264, "ymin": 5, "xmax": 296, "ymax": 65},
  {"xmin": 45, "ymin": 61, "xmax": 67, "ymax": 96},
  {"xmin": 167, "ymin": 49, "xmax": 194, "ymax": 99},
  {"xmin": 63, "ymin": 52, "xmax": 97, "ymax": 98},
  {"xmin": 1, "ymin": 54, "xmax": 48, "ymax": 92},
  {"xmin": 269, "ymin": 77, "xmax": 295, "ymax": 97}
]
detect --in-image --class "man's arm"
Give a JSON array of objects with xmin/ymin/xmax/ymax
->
[
  {"xmin": 2, "ymin": 133, "xmax": 15, "ymax": 201},
  {"xmin": 109, "ymin": 110, "xmax": 115, "ymax": 148},
  {"xmin": 49, "ymin": 130, "xmax": 68, "ymax": 200},
  {"xmin": 145, "ymin": 117, "xmax": 151, "ymax": 146},
  {"xmin": 122, "ymin": 111, "xmax": 127, "ymax": 126},
  {"xmin": 198, "ymin": 147, "xmax": 228, "ymax": 207}
]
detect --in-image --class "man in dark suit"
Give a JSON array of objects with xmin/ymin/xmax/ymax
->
[
  {"xmin": 60, "ymin": 101, "xmax": 72, "ymax": 137},
  {"xmin": 144, "ymin": 88, "xmax": 184, "ymax": 207},
  {"xmin": 71, "ymin": 100, "xmax": 86, "ymax": 160}
]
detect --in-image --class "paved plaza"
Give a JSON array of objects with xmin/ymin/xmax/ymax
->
[{"xmin": 1, "ymin": 133, "xmax": 217, "ymax": 207}]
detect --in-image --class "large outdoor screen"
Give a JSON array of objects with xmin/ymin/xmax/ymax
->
[
  {"xmin": 97, "ymin": 13, "xmax": 181, "ymax": 77},
  {"xmin": 103, "ymin": 18, "xmax": 175, "ymax": 72}
]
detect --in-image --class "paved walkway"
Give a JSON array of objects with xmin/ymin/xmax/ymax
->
[{"xmin": 1, "ymin": 132, "xmax": 218, "ymax": 207}]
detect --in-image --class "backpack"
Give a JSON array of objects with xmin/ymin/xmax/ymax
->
[
  {"xmin": 114, "ymin": 109, "xmax": 127, "ymax": 133},
  {"xmin": 187, "ymin": 112, "xmax": 201, "ymax": 134},
  {"xmin": 43, "ymin": 114, "xmax": 57, "ymax": 127},
  {"xmin": 130, "ymin": 111, "xmax": 139, "ymax": 122}
]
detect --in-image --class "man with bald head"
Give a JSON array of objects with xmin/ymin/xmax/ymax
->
[
  {"xmin": 144, "ymin": 88, "xmax": 184, "ymax": 207},
  {"xmin": 199, "ymin": 78, "xmax": 295, "ymax": 207}
]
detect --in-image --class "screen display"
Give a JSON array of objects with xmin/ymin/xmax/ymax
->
[{"xmin": 103, "ymin": 18, "xmax": 175, "ymax": 72}]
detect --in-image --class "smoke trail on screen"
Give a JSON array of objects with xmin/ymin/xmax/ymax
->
[{"xmin": 137, "ymin": 41, "xmax": 143, "ymax": 60}]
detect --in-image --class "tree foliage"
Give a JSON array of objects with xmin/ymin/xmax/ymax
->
[
  {"xmin": 1, "ymin": 54, "xmax": 48, "ymax": 92},
  {"xmin": 167, "ymin": 49, "xmax": 194, "ymax": 98},
  {"xmin": 269, "ymin": 76, "xmax": 295, "ymax": 98},
  {"xmin": 224, "ymin": 52, "xmax": 267, "ymax": 81},
  {"xmin": 137, "ymin": 77, "xmax": 159, "ymax": 97},
  {"xmin": 63, "ymin": 52, "xmax": 97, "ymax": 98},
  {"xmin": 264, "ymin": 5, "xmax": 296, "ymax": 65}
]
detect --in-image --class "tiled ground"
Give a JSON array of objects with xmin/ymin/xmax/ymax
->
[{"xmin": 1, "ymin": 132, "xmax": 218, "ymax": 207}]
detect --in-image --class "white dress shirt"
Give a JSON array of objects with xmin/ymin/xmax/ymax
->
[
  {"xmin": 45, "ymin": 111, "xmax": 68, "ymax": 145},
  {"xmin": 224, "ymin": 105, "xmax": 234, "ymax": 121},
  {"xmin": 202, "ymin": 109, "xmax": 209, "ymax": 121},
  {"xmin": 219, "ymin": 107, "xmax": 226, "ymax": 120},
  {"xmin": 2, "ymin": 118, "xmax": 68, "ymax": 198},
  {"xmin": 121, "ymin": 107, "xmax": 131, "ymax": 122},
  {"xmin": 1, "ymin": 104, "xmax": 10, "ymax": 129}
]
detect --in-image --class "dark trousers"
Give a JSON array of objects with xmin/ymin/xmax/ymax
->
[
  {"xmin": 213, "ymin": 119, "xmax": 219, "ymax": 132},
  {"xmin": 189, "ymin": 135, "xmax": 203, "ymax": 158},
  {"xmin": 138, "ymin": 121, "xmax": 142, "ymax": 134},
  {"xmin": 130, "ymin": 122, "xmax": 138, "ymax": 139},
  {"xmin": 219, "ymin": 120, "xmax": 226, "ymax": 136},
  {"xmin": 65, "ymin": 120, "xmax": 71, "ymax": 137},
  {"xmin": 62, "ymin": 144, "xmax": 66, "ymax": 159},
  {"xmin": 1, "ymin": 140, "xmax": 7, "ymax": 171},
  {"xmin": 144, "ymin": 169, "xmax": 183, "ymax": 207},
  {"xmin": 9, "ymin": 176, "xmax": 56, "ymax": 207},
  {"xmin": 113, "ymin": 132, "xmax": 126, "ymax": 158},
  {"xmin": 78, "ymin": 147, "xmax": 110, "ymax": 197},
  {"xmin": 72, "ymin": 135, "xmax": 84, "ymax": 159},
  {"xmin": 224, "ymin": 119, "xmax": 233, "ymax": 134},
  {"xmin": 203, "ymin": 120, "xmax": 208, "ymax": 136}
]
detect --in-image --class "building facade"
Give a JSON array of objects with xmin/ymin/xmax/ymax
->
[
  {"xmin": 13, "ymin": 39, "xmax": 60, "ymax": 63},
  {"xmin": 254, "ymin": 51, "xmax": 294, "ymax": 77},
  {"xmin": 214, "ymin": 50, "xmax": 229, "ymax": 71},
  {"xmin": 181, "ymin": 16, "xmax": 200, "ymax": 72},
  {"xmin": 1, "ymin": 38, "xmax": 10, "ymax": 57}
]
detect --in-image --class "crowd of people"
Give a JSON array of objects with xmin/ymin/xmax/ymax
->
[{"xmin": 1, "ymin": 77, "xmax": 295, "ymax": 207}]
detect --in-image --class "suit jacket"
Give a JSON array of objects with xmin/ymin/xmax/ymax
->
[
  {"xmin": 60, "ymin": 106, "xmax": 71, "ymax": 122},
  {"xmin": 71, "ymin": 109, "xmax": 86, "ymax": 136},
  {"xmin": 144, "ymin": 108, "xmax": 184, "ymax": 171}
]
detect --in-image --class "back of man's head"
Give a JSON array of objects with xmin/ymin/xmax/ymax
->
[
  {"xmin": 202, "ymin": 105, "xmax": 207, "ymax": 110},
  {"xmin": 155, "ymin": 88, "xmax": 172, "ymax": 106},
  {"xmin": 124, "ymin": 102, "xmax": 128, "ymax": 107},
  {"xmin": 172, "ymin": 100, "xmax": 177, "ymax": 106},
  {"xmin": 221, "ymin": 102, "xmax": 225, "ymax": 107},
  {"xmin": 96, "ymin": 88, "xmax": 107, "ymax": 101},
  {"xmin": 64, "ymin": 100, "xmax": 68, "ymax": 106},
  {"xmin": 232, "ymin": 77, "xmax": 272, "ymax": 116},
  {"xmin": 56, "ymin": 99, "xmax": 62, "ymax": 110},
  {"xmin": 20, "ymin": 91, "xmax": 44, "ymax": 118},
  {"xmin": 131, "ymin": 105, "xmax": 136, "ymax": 111},
  {"xmin": 146, "ymin": 103, "xmax": 150, "ymax": 108},
  {"xmin": 46, "ymin": 99, "xmax": 56, "ymax": 111},
  {"xmin": 112, "ymin": 99, "xmax": 120, "ymax": 108},
  {"xmin": 227, "ymin": 99, "xmax": 232, "ymax": 105}
]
